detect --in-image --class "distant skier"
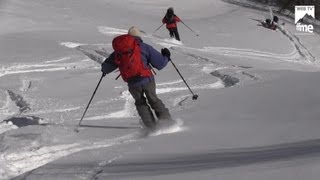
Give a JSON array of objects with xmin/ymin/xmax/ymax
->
[
  {"xmin": 263, "ymin": 15, "xmax": 279, "ymax": 30},
  {"xmin": 162, "ymin": 7, "xmax": 181, "ymax": 41},
  {"xmin": 101, "ymin": 26, "xmax": 173, "ymax": 129}
]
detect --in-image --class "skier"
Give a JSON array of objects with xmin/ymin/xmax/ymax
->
[
  {"xmin": 162, "ymin": 7, "xmax": 181, "ymax": 41},
  {"xmin": 263, "ymin": 15, "xmax": 279, "ymax": 30},
  {"xmin": 101, "ymin": 26, "xmax": 173, "ymax": 129}
]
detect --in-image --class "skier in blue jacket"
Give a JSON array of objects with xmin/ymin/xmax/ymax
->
[{"xmin": 101, "ymin": 26, "xmax": 172, "ymax": 128}]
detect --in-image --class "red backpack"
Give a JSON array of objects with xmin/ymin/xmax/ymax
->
[{"xmin": 112, "ymin": 34, "xmax": 152, "ymax": 82}]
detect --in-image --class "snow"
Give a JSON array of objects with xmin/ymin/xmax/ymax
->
[
  {"xmin": 1, "ymin": 0, "xmax": 320, "ymax": 179},
  {"xmin": 0, "ymin": 121, "xmax": 18, "ymax": 134}
]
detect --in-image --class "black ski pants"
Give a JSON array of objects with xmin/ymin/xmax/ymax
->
[
  {"xmin": 168, "ymin": 27, "xmax": 180, "ymax": 41},
  {"xmin": 129, "ymin": 79, "xmax": 172, "ymax": 128}
]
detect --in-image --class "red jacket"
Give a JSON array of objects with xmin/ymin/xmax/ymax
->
[{"xmin": 162, "ymin": 15, "xmax": 181, "ymax": 29}]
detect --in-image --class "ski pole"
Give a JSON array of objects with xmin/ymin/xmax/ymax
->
[
  {"xmin": 153, "ymin": 24, "xmax": 164, "ymax": 34},
  {"xmin": 169, "ymin": 58, "xmax": 198, "ymax": 100},
  {"xmin": 181, "ymin": 21, "xmax": 199, "ymax": 36},
  {"xmin": 74, "ymin": 73, "xmax": 105, "ymax": 132},
  {"xmin": 150, "ymin": 66, "xmax": 157, "ymax": 75}
]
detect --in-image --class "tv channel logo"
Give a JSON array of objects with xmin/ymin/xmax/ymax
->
[{"xmin": 295, "ymin": 6, "xmax": 315, "ymax": 33}]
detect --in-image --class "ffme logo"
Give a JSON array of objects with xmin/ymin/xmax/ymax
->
[{"xmin": 295, "ymin": 6, "xmax": 315, "ymax": 33}]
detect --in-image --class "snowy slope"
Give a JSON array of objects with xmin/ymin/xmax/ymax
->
[{"xmin": 1, "ymin": 0, "xmax": 320, "ymax": 179}]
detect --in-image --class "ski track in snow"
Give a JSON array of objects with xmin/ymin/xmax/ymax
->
[
  {"xmin": 60, "ymin": 42, "xmax": 111, "ymax": 64},
  {"xmin": 171, "ymin": 44, "xmax": 307, "ymax": 64},
  {"xmin": 30, "ymin": 106, "xmax": 81, "ymax": 115},
  {"xmin": 0, "ymin": 57, "xmax": 96, "ymax": 78},
  {"xmin": 201, "ymin": 46, "xmax": 299, "ymax": 61},
  {"xmin": 97, "ymin": 26, "xmax": 315, "ymax": 64},
  {"xmin": 98, "ymin": 26, "xmax": 128, "ymax": 36},
  {"xmin": 276, "ymin": 25, "xmax": 316, "ymax": 63},
  {"xmin": 60, "ymin": 42, "xmax": 87, "ymax": 48},
  {"xmin": 0, "ymin": 119, "xmax": 185, "ymax": 179}
]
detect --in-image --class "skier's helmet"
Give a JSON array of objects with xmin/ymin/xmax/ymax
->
[{"xmin": 266, "ymin": 19, "xmax": 271, "ymax": 25}]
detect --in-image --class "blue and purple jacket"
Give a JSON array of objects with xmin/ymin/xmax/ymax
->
[{"xmin": 101, "ymin": 36, "xmax": 169, "ymax": 88}]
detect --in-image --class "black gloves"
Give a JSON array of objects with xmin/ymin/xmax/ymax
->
[
  {"xmin": 101, "ymin": 61, "xmax": 108, "ymax": 77},
  {"xmin": 161, "ymin": 48, "xmax": 171, "ymax": 59}
]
